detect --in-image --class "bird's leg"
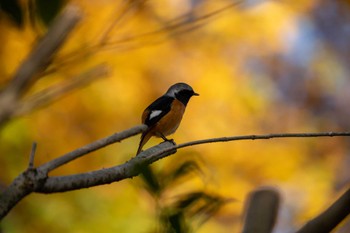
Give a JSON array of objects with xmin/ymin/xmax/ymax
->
[{"xmin": 159, "ymin": 133, "xmax": 176, "ymax": 145}]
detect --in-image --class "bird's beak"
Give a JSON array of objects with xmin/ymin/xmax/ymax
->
[{"xmin": 193, "ymin": 92, "xmax": 199, "ymax": 96}]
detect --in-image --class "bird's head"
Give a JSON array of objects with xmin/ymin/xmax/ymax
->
[{"xmin": 166, "ymin": 82, "xmax": 199, "ymax": 106}]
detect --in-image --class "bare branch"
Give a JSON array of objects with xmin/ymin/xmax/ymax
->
[
  {"xmin": 39, "ymin": 124, "xmax": 147, "ymax": 173},
  {"xmin": 242, "ymin": 187, "xmax": 280, "ymax": 233},
  {"xmin": 102, "ymin": 1, "xmax": 243, "ymax": 51},
  {"xmin": 42, "ymin": 1, "xmax": 243, "ymax": 73},
  {"xmin": 175, "ymin": 132, "xmax": 350, "ymax": 150},
  {"xmin": 0, "ymin": 4, "xmax": 82, "ymax": 126},
  {"xmin": 14, "ymin": 64, "xmax": 109, "ymax": 116},
  {"xmin": 296, "ymin": 187, "xmax": 350, "ymax": 233},
  {"xmin": 37, "ymin": 140, "xmax": 176, "ymax": 193},
  {"xmin": 9, "ymin": 5, "xmax": 82, "ymax": 95}
]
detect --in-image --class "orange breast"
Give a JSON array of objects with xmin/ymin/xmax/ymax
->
[{"xmin": 153, "ymin": 99, "xmax": 185, "ymax": 137}]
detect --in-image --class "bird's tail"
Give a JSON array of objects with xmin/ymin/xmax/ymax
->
[
  {"xmin": 136, "ymin": 131, "xmax": 152, "ymax": 156},
  {"xmin": 136, "ymin": 131, "xmax": 160, "ymax": 194}
]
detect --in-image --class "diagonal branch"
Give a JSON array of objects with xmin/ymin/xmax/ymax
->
[
  {"xmin": 8, "ymin": 5, "xmax": 82, "ymax": 95},
  {"xmin": 42, "ymin": 1, "xmax": 243, "ymax": 73},
  {"xmin": 37, "ymin": 140, "xmax": 176, "ymax": 193},
  {"xmin": 40, "ymin": 124, "xmax": 147, "ymax": 173},
  {"xmin": 0, "ymin": 4, "xmax": 82, "ymax": 127},
  {"xmin": 296, "ymin": 187, "xmax": 350, "ymax": 233}
]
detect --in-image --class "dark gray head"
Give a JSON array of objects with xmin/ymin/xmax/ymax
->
[{"xmin": 165, "ymin": 82, "xmax": 199, "ymax": 106}]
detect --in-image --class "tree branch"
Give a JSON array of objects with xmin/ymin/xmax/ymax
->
[
  {"xmin": 296, "ymin": 187, "xmax": 350, "ymax": 233},
  {"xmin": 42, "ymin": 1, "xmax": 244, "ymax": 72},
  {"xmin": 0, "ymin": 4, "xmax": 82, "ymax": 126},
  {"xmin": 1, "ymin": 130, "xmax": 350, "ymax": 220},
  {"xmin": 33, "ymin": 131, "xmax": 350, "ymax": 193},
  {"xmin": 0, "ymin": 124, "xmax": 147, "ymax": 219},
  {"xmin": 9, "ymin": 5, "xmax": 82, "ymax": 95},
  {"xmin": 37, "ymin": 140, "xmax": 176, "ymax": 193}
]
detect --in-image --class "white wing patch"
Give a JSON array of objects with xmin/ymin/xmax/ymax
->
[{"xmin": 149, "ymin": 110, "xmax": 162, "ymax": 120}]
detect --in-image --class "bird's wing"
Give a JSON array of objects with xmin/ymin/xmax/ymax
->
[{"xmin": 142, "ymin": 95, "xmax": 173, "ymax": 127}]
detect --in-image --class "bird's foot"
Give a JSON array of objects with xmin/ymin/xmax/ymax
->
[{"xmin": 165, "ymin": 138, "xmax": 176, "ymax": 145}]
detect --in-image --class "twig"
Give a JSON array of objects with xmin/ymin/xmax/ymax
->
[
  {"xmin": 97, "ymin": 0, "xmax": 140, "ymax": 45},
  {"xmin": 140, "ymin": 132, "xmax": 350, "ymax": 164},
  {"xmin": 109, "ymin": 1, "xmax": 241, "ymax": 44},
  {"xmin": 41, "ymin": 1, "xmax": 243, "ymax": 74},
  {"xmin": 176, "ymin": 132, "xmax": 350, "ymax": 149},
  {"xmin": 28, "ymin": 142, "xmax": 37, "ymax": 169},
  {"xmin": 14, "ymin": 64, "xmax": 109, "ymax": 117}
]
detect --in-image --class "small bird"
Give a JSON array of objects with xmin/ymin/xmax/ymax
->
[{"xmin": 136, "ymin": 82, "xmax": 199, "ymax": 155}]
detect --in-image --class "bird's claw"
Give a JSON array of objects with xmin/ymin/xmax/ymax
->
[{"xmin": 165, "ymin": 138, "xmax": 176, "ymax": 145}]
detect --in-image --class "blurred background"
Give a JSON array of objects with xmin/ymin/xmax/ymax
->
[{"xmin": 1, "ymin": 0, "xmax": 350, "ymax": 232}]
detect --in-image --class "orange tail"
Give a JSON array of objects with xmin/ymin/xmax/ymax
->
[{"xmin": 136, "ymin": 131, "xmax": 152, "ymax": 155}]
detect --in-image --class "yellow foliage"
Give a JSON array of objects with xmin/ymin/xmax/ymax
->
[{"xmin": 0, "ymin": 0, "xmax": 348, "ymax": 232}]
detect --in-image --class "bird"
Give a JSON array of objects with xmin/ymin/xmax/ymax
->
[{"xmin": 136, "ymin": 82, "xmax": 199, "ymax": 155}]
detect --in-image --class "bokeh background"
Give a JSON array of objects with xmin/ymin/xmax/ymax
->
[{"xmin": 1, "ymin": 0, "xmax": 350, "ymax": 232}]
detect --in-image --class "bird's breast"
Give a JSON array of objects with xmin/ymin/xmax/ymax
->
[{"xmin": 154, "ymin": 99, "xmax": 185, "ymax": 137}]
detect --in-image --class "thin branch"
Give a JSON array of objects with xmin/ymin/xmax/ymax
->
[
  {"xmin": 176, "ymin": 132, "xmax": 350, "ymax": 150},
  {"xmin": 39, "ymin": 124, "xmax": 147, "ymax": 173},
  {"xmin": 41, "ymin": 1, "xmax": 242, "ymax": 75},
  {"xmin": 97, "ymin": 0, "xmax": 142, "ymax": 46},
  {"xmin": 28, "ymin": 142, "xmax": 37, "ymax": 169},
  {"xmin": 101, "ymin": 1, "xmax": 243, "ymax": 51},
  {"xmin": 14, "ymin": 64, "xmax": 109, "ymax": 117}
]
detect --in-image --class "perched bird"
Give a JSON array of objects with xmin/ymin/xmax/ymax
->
[{"xmin": 136, "ymin": 82, "xmax": 199, "ymax": 155}]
